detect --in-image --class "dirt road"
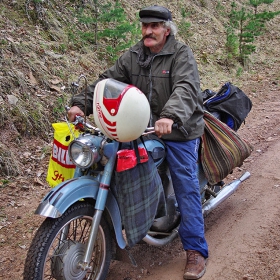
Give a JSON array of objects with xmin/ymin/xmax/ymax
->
[
  {"xmin": 106, "ymin": 140, "xmax": 280, "ymax": 280},
  {"xmin": 106, "ymin": 83, "xmax": 280, "ymax": 280}
]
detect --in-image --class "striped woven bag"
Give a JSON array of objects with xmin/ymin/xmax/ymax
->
[{"xmin": 200, "ymin": 111, "xmax": 253, "ymax": 185}]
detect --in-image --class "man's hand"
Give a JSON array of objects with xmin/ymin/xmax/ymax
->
[
  {"xmin": 154, "ymin": 118, "xmax": 174, "ymax": 138},
  {"xmin": 67, "ymin": 106, "xmax": 85, "ymax": 122}
]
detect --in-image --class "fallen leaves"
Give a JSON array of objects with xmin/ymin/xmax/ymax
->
[{"xmin": 28, "ymin": 71, "xmax": 38, "ymax": 86}]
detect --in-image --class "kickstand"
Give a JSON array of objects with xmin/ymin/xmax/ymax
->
[{"xmin": 125, "ymin": 247, "xmax": 137, "ymax": 267}]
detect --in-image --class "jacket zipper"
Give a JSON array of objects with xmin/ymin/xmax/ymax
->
[{"xmin": 148, "ymin": 53, "xmax": 173, "ymax": 127}]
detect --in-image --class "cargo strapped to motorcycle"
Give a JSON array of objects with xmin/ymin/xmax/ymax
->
[
  {"xmin": 203, "ymin": 82, "xmax": 252, "ymax": 131},
  {"xmin": 46, "ymin": 122, "xmax": 80, "ymax": 187},
  {"xmin": 111, "ymin": 138, "xmax": 166, "ymax": 247},
  {"xmin": 200, "ymin": 111, "xmax": 253, "ymax": 185}
]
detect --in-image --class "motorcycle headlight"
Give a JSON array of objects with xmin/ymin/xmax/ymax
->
[{"xmin": 68, "ymin": 136, "xmax": 100, "ymax": 168}]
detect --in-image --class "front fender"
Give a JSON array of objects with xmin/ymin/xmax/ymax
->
[
  {"xmin": 35, "ymin": 176, "xmax": 126, "ymax": 249},
  {"xmin": 36, "ymin": 177, "xmax": 100, "ymax": 217}
]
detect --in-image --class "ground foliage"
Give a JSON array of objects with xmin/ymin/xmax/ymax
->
[{"xmin": 0, "ymin": 0, "xmax": 279, "ymax": 176}]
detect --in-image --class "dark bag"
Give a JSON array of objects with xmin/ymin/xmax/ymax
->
[
  {"xmin": 200, "ymin": 111, "xmax": 253, "ymax": 185},
  {"xmin": 201, "ymin": 88, "xmax": 216, "ymax": 102},
  {"xmin": 204, "ymin": 82, "xmax": 252, "ymax": 131},
  {"xmin": 112, "ymin": 140, "xmax": 165, "ymax": 247}
]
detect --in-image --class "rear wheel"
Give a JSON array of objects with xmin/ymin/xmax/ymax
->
[{"xmin": 23, "ymin": 201, "xmax": 112, "ymax": 280}]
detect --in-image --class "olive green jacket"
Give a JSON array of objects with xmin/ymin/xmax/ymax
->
[{"xmin": 72, "ymin": 35, "xmax": 205, "ymax": 141}]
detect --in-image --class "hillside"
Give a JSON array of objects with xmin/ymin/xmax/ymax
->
[{"xmin": 0, "ymin": 0, "xmax": 279, "ymax": 177}]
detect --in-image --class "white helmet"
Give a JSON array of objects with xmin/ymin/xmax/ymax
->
[{"xmin": 93, "ymin": 78, "xmax": 150, "ymax": 142}]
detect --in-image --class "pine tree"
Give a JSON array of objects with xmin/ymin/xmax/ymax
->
[
  {"xmin": 226, "ymin": 0, "xmax": 280, "ymax": 65},
  {"xmin": 96, "ymin": 1, "xmax": 140, "ymax": 62}
]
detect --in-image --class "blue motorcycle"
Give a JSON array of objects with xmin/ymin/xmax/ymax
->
[{"xmin": 23, "ymin": 77, "xmax": 250, "ymax": 280}]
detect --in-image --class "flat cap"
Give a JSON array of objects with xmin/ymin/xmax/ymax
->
[{"xmin": 139, "ymin": 5, "xmax": 172, "ymax": 23}]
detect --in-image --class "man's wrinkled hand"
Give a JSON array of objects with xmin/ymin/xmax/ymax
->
[
  {"xmin": 155, "ymin": 118, "xmax": 174, "ymax": 138},
  {"xmin": 67, "ymin": 106, "xmax": 85, "ymax": 122}
]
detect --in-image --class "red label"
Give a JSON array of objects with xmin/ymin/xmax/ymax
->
[{"xmin": 51, "ymin": 138, "xmax": 76, "ymax": 168}]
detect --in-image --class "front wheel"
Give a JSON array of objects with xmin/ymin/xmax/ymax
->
[{"xmin": 23, "ymin": 201, "xmax": 112, "ymax": 280}]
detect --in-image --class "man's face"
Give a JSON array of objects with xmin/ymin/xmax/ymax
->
[{"xmin": 141, "ymin": 22, "xmax": 170, "ymax": 53}]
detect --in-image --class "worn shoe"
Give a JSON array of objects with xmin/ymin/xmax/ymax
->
[{"xmin": 183, "ymin": 250, "xmax": 207, "ymax": 279}]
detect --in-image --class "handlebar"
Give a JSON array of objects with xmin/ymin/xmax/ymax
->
[
  {"xmin": 142, "ymin": 123, "xmax": 179, "ymax": 136},
  {"xmin": 73, "ymin": 115, "xmax": 96, "ymax": 130},
  {"xmin": 66, "ymin": 105, "xmax": 182, "ymax": 138},
  {"xmin": 65, "ymin": 106, "xmax": 98, "ymax": 131}
]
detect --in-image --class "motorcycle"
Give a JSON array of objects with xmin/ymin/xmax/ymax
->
[{"xmin": 23, "ymin": 77, "xmax": 250, "ymax": 280}]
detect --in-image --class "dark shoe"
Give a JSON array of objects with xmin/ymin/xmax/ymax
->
[{"xmin": 183, "ymin": 250, "xmax": 207, "ymax": 279}]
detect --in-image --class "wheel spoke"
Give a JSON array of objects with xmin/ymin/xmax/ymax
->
[{"xmin": 24, "ymin": 202, "xmax": 112, "ymax": 280}]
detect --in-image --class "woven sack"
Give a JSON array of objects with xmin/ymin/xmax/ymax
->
[{"xmin": 200, "ymin": 111, "xmax": 253, "ymax": 185}]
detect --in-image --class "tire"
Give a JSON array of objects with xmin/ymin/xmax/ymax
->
[{"xmin": 23, "ymin": 201, "xmax": 112, "ymax": 280}]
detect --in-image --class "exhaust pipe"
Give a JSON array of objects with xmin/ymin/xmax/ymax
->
[
  {"xmin": 143, "ymin": 172, "xmax": 250, "ymax": 245},
  {"xmin": 142, "ymin": 227, "xmax": 179, "ymax": 246},
  {"xmin": 202, "ymin": 171, "xmax": 250, "ymax": 217}
]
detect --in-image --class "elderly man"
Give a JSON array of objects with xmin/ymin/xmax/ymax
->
[{"xmin": 68, "ymin": 5, "xmax": 208, "ymax": 279}]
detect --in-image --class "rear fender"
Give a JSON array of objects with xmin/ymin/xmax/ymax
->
[{"xmin": 35, "ymin": 176, "xmax": 126, "ymax": 249}]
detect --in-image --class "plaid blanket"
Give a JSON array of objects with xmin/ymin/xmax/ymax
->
[
  {"xmin": 200, "ymin": 111, "xmax": 253, "ymax": 185},
  {"xmin": 112, "ymin": 155, "xmax": 165, "ymax": 247}
]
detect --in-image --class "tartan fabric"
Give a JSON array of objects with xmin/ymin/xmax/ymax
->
[
  {"xmin": 200, "ymin": 111, "xmax": 253, "ymax": 185},
  {"xmin": 112, "ymin": 155, "xmax": 164, "ymax": 247}
]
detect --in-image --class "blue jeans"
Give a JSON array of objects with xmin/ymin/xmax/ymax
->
[{"xmin": 164, "ymin": 138, "xmax": 208, "ymax": 258}]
